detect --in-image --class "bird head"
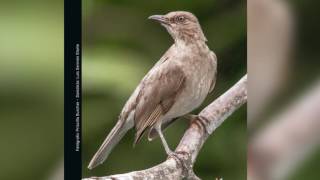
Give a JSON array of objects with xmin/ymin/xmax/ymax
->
[{"xmin": 149, "ymin": 11, "xmax": 207, "ymax": 43}]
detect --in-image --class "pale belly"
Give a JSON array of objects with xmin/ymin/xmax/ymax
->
[
  {"xmin": 163, "ymin": 66, "xmax": 213, "ymax": 122},
  {"xmin": 160, "ymin": 45, "xmax": 216, "ymax": 125}
]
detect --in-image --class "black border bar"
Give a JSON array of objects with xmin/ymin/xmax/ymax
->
[{"xmin": 64, "ymin": 0, "xmax": 82, "ymax": 179}]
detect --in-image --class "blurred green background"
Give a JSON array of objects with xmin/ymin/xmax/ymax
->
[
  {"xmin": 0, "ymin": 0, "xmax": 318, "ymax": 180},
  {"xmin": 82, "ymin": 0, "xmax": 246, "ymax": 179},
  {"xmin": 0, "ymin": 1, "xmax": 63, "ymax": 180}
]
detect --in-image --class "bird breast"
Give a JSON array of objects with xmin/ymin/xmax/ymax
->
[{"xmin": 165, "ymin": 45, "xmax": 215, "ymax": 119}]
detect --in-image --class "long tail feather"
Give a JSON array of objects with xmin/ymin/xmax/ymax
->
[{"xmin": 88, "ymin": 118, "xmax": 133, "ymax": 169}]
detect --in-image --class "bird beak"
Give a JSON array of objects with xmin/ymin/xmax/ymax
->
[{"xmin": 148, "ymin": 15, "xmax": 169, "ymax": 25}]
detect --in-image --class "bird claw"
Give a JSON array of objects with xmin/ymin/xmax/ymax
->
[
  {"xmin": 183, "ymin": 114, "xmax": 198, "ymax": 121},
  {"xmin": 167, "ymin": 151, "xmax": 180, "ymax": 161}
]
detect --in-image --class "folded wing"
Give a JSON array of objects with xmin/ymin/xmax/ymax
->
[{"xmin": 133, "ymin": 62, "xmax": 186, "ymax": 144}]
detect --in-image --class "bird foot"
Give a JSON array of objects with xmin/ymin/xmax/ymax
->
[
  {"xmin": 183, "ymin": 114, "xmax": 198, "ymax": 121},
  {"xmin": 167, "ymin": 151, "xmax": 181, "ymax": 161},
  {"xmin": 167, "ymin": 151, "xmax": 189, "ymax": 164},
  {"xmin": 166, "ymin": 149, "xmax": 175, "ymax": 156}
]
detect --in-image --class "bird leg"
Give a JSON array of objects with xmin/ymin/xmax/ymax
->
[
  {"xmin": 155, "ymin": 123, "xmax": 173, "ymax": 155},
  {"xmin": 155, "ymin": 124, "xmax": 185, "ymax": 166}
]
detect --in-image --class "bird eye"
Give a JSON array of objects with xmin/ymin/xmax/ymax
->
[{"xmin": 176, "ymin": 16, "xmax": 185, "ymax": 23}]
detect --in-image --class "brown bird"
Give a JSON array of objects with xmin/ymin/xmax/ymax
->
[{"xmin": 88, "ymin": 11, "xmax": 217, "ymax": 169}]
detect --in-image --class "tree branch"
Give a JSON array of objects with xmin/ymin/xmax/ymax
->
[
  {"xmin": 83, "ymin": 75, "xmax": 247, "ymax": 180},
  {"xmin": 248, "ymin": 80, "xmax": 320, "ymax": 180}
]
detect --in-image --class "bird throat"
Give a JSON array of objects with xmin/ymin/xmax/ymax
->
[
  {"xmin": 174, "ymin": 35, "xmax": 208, "ymax": 51},
  {"xmin": 175, "ymin": 29, "xmax": 207, "ymax": 46}
]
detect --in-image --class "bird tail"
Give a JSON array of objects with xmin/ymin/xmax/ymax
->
[{"xmin": 88, "ymin": 118, "xmax": 133, "ymax": 169}]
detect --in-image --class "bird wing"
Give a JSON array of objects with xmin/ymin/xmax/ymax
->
[
  {"xmin": 133, "ymin": 61, "xmax": 186, "ymax": 144},
  {"xmin": 117, "ymin": 45, "xmax": 175, "ymax": 124}
]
